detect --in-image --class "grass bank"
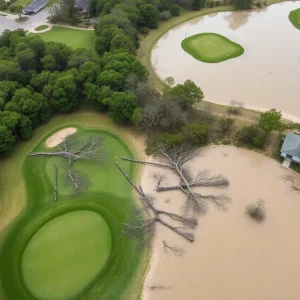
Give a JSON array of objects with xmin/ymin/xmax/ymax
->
[
  {"xmin": 31, "ymin": 26, "xmax": 95, "ymax": 49},
  {"xmin": 181, "ymin": 32, "xmax": 244, "ymax": 63},
  {"xmin": 0, "ymin": 111, "xmax": 149, "ymax": 300},
  {"xmin": 289, "ymin": 8, "xmax": 300, "ymax": 30}
]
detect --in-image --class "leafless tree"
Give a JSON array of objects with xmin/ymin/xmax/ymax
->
[
  {"xmin": 148, "ymin": 285, "xmax": 170, "ymax": 291},
  {"xmin": 162, "ymin": 240, "xmax": 184, "ymax": 257},
  {"xmin": 228, "ymin": 100, "xmax": 244, "ymax": 115},
  {"xmin": 29, "ymin": 135, "xmax": 106, "ymax": 193},
  {"xmin": 122, "ymin": 142, "xmax": 230, "ymax": 215},
  {"xmin": 246, "ymin": 199, "xmax": 266, "ymax": 221},
  {"xmin": 116, "ymin": 163, "xmax": 196, "ymax": 242},
  {"xmin": 281, "ymin": 175, "xmax": 300, "ymax": 192}
]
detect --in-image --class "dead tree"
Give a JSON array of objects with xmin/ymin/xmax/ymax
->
[
  {"xmin": 116, "ymin": 163, "xmax": 196, "ymax": 243},
  {"xmin": 162, "ymin": 240, "xmax": 184, "ymax": 257},
  {"xmin": 281, "ymin": 175, "xmax": 300, "ymax": 192},
  {"xmin": 29, "ymin": 135, "xmax": 106, "ymax": 193},
  {"xmin": 122, "ymin": 142, "xmax": 230, "ymax": 215}
]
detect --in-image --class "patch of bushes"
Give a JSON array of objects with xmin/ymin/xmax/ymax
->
[
  {"xmin": 237, "ymin": 125, "xmax": 267, "ymax": 148},
  {"xmin": 160, "ymin": 10, "xmax": 172, "ymax": 21},
  {"xmin": 219, "ymin": 117, "xmax": 235, "ymax": 133},
  {"xmin": 184, "ymin": 122, "xmax": 209, "ymax": 145},
  {"xmin": 170, "ymin": 4, "xmax": 180, "ymax": 16}
]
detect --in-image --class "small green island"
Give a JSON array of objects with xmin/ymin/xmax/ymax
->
[
  {"xmin": 289, "ymin": 8, "xmax": 300, "ymax": 30},
  {"xmin": 181, "ymin": 33, "xmax": 244, "ymax": 63}
]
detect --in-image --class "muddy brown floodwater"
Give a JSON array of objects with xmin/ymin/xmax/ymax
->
[
  {"xmin": 142, "ymin": 146, "xmax": 300, "ymax": 300},
  {"xmin": 151, "ymin": 2, "xmax": 300, "ymax": 120}
]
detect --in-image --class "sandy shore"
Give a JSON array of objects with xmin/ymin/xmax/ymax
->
[
  {"xmin": 45, "ymin": 128, "xmax": 77, "ymax": 147},
  {"xmin": 142, "ymin": 145, "xmax": 300, "ymax": 300}
]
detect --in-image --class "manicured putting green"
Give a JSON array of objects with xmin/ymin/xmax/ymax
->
[
  {"xmin": 289, "ymin": 8, "xmax": 300, "ymax": 30},
  {"xmin": 21, "ymin": 210, "xmax": 111, "ymax": 300},
  {"xmin": 181, "ymin": 33, "xmax": 244, "ymax": 63}
]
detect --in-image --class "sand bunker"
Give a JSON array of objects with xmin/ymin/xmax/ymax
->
[
  {"xmin": 45, "ymin": 128, "xmax": 76, "ymax": 148},
  {"xmin": 142, "ymin": 145, "xmax": 300, "ymax": 300}
]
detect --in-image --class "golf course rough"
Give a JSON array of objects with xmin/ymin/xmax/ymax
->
[
  {"xmin": 181, "ymin": 32, "xmax": 244, "ymax": 63},
  {"xmin": 0, "ymin": 126, "xmax": 147, "ymax": 300},
  {"xmin": 22, "ymin": 210, "xmax": 111, "ymax": 300},
  {"xmin": 289, "ymin": 8, "xmax": 300, "ymax": 30}
]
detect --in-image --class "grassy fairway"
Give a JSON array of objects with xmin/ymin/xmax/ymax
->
[
  {"xmin": 289, "ymin": 8, "xmax": 300, "ymax": 30},
  {"xmin": 0, "ymin": 111, "xmax": 148, "ymax": 300},
  {"xmin": 181, "ymin": 33, "xmax": 244, "ymax": 63},
  {"xmin": 32, "ymin": 26, "xmax": 95, "ymax": 49},
  {"xmin": 22, "ymin": 211, "xmax": 111, "ymax": 300}
]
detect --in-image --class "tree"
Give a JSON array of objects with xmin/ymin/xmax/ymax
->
[
  {"xmin": 234, "ymin": 0, "xmax": 252, "ymax": 9},
  {"xmin": 228, "ymin": 100, "xmax": 244, "ymax": 115},
  {"xmin": 108, "ymin": 92, "xmax": 138, "ymax": 123},
  {"xmin": 0, "ymin": 125, "xmax": 16, "ymax": 155},
  {"xmin": 237, "ymin": 125, "xmax": 267, "ymax": 148},
  {"xmin": 110, "ymin": 33, "xmax": 136, "ymax": 54},
  {"xmin": 259, "ymin": 109, "xmax": 282, "ymax": 133},
  {"xmin": 97, "ymin": 70, "xmax": 124, "ymax": 91},
  {"xmin": 166, "ymin": 79, "xmax": 204, "ymax": 109},
  {"xmin": 15, "ymin": 5, "xmax": 24, "ymax": 20},
  {"xmin": 191, "ymin": 0, "xmax": 204, "ymax": 10},
  {"xmin": 220, "ymin": 117, "xmax": 235, "ymax": 133},
  {"xmin": 184, "ymin": 122, "xmax": 209, "ymax": 145},
  {"xmin": 170, "ymin": 5, "xmax": 180, "ymax": 16},
  {"xmin": 52, "ymin": 74, "xmax": 79, "ymax": 112},
  {"xmin": 246, "ymin": 199, "xmax": 266, "ymax": 221},
  {"xmin": 139, "ymin": 4, "xmax": 160, "ymax": 29}
]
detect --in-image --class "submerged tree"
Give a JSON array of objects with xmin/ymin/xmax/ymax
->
[
  {"xmin": 246, "ymin": 199, "xmax": 266, "ymax": 221},
  {"xmin": 29, "ymin": 135, "xmax": 107, "ymax": 193}
]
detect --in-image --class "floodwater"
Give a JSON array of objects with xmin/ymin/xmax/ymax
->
[
  {"xmin": 151, "ymin": 2, "xmax": 300, "ymax": 120},
  {"xmin": 142, "ymin": 146, "xmax": 300, "ymax": 300}
]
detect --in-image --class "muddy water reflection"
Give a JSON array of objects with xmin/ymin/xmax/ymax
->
[
  {"xmin": 152, "ymin": 2, "xmax": 300, "ymax": 119},
  {"xmin": 142, "ymin": 146, "xmax": 300, "ymax": 300}
]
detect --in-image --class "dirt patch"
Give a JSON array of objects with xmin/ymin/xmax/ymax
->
[{"xmin": 45, "ymin": 128, "xmax": 77, "ymax": 148}]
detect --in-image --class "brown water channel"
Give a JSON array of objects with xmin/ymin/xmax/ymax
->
[
  {"xmin": 142, "ymin": 145, "xmax": 300, "ymax": 300},
  {"xmin": 151, "ymin": 2, "xmax": 300, "ymax": 120}
]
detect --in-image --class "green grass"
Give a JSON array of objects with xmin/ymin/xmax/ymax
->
[
  {"xmin": 181, "ymin": 32, "xmax": 244, "ymax": 63},
  {"xmin": 32, "ymin": 26, "xmax": 95, "ymax": 49},
  {"xmin": 289, "ymin": 8, "xmax": 300, "ymax": 30},
  {"xmin": 12, "ymin": 0, "xmax": 31, "ymax": 7},
  {"xmin": 22, "ymin": 210, "xmax": 111, "ymax": 300},
  {"xmin": 0, "ymin": 111, "xmax": 149, "ymax": 300},
  {"xmin": 34, "ymin": 25, "xmax": 49, "ymax": 31}
]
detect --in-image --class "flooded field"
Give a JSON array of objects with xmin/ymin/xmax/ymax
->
[
  {"xmin": 142, "ymin": 146, "xmax": 300, "ymax": 300},
  {"xmin": 152, "ymin": 2, "xmax": 300, "ymax": 120}
]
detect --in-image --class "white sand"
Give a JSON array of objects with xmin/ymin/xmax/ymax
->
[
  {"xmin": 45, "ymin": 128, "xmax": 77, "ymax": 148},
  {"xmin": 142, "ymin": 145, "xmax": 300, "ymax": 300}
]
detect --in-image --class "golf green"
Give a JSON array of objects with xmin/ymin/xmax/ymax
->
[
  {"xmin": 21, "ymin": 210, "xmax": 111, "ymax": 300},
  {"xmin": 289, "ymin": 8, "xmax": 300, "ymax": 30},
  {"xmin": 181, "ymin": 33, "xmax": 244, "ymax": 63}
]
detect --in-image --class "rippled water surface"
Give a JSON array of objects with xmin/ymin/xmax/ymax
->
[{"xmin": 152, "ymin": 2, "xmax": 300, "ymax": 119}]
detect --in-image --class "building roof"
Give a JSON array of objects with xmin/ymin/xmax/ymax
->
[
  {"xmin": 75, "ymin": 0, "xmax": 89, "ymax": 11},
  {"xmin": 24, "ymin": 0, "xmax": 48, "ymax": 11},
  {"xmin": 281, "ymin": 133, "xmax": 300, "ymax": 158}
]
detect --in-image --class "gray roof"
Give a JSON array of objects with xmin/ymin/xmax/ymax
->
[
  {"xmin": 75, "ymin": 0, "xmax": 89, "ymax": 11},
  {"xmin": 24, "ymin": 0, "xmax": 48, "ymax": 10},
  {"xmin": 281, "ymin": 133, "xmax": 300, "ymax": 158}
]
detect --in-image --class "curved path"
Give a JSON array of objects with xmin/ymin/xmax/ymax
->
[{"xmin": 151, "ymin": 2, "xmax": 300, "ymax": 120}]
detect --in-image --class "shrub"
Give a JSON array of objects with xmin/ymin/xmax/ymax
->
[
  {"xmin": 228, "ymin": 100, "xmax": 244, "ymax": 115},
  {"xmin": 184, "ymin": 122, "xmax": 209, "ymax": 145},
  {"xmin": 258, "ymin": 109, "xmax": 282, "ymax": 133},
  {"xmin": 150, "ymin": 132, "xmax": 185, "ymax": 150},
  {"xmin": 220, "ymin": 117, "xmax": 235, "ymax": 133},
  {"xmin": 170, "ymin": 4, "xmax": 180, "ymax": 16},
  {"xmin": 139, "ymin": 27, "xmax": 149, "ymax": 36},
  {"xmin": 215, "ymin": 0, "xmax": 220, "ymax": 6},
  {"xmin": 9, "ymin": 5, "xmax": 16, "ymax": 12},
  {"xmin": 237, "ymin": 125, "xmax": 267, "ymax": 148},
  {"xmin": 256, "ymin": 1, "xmax": 262, "ymax": 7},
  {"xmin": 160, "ymin": 10, "xmax": 172, "ymax": 21},
  {"xmin": 246, "ymin": 199, "xmax": 266, "ymax": 221}
]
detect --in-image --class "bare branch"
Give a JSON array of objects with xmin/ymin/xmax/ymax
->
[
  {"xmin": 281, "ymin": 175, "xmax": 300, "ymax": 192},
  {"xmin": 162, "ymin": 240, "xmax": 184, "ymax": 257}
]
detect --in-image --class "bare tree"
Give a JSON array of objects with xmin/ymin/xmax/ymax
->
[
  {"xmin": 122, "ymin": 142, "xmax": 230, "ymax": 215},
  {"xmin": 29, "ymin": 135, "xmax": 106, "ymax": 193},
  {"xmin": 228, "ymin": 100, "xmax": 244, "ymax": 115},
  {"xmin": 162, "ymin": 240, "xmax": 184, "ymax": 257},
  {"xmin": 281, "ymin": 175, "xmax": 300, "ymax": 192},
  {"xmin": 246, "ymin": 199, "xmax": 266, "ymax": 221},
  {"xmin": 116, "ymin": 163, "xmax": 196, "ymax": 243},
  {"xmin": 148, "ymin": 285, "xmax": 170, "ymax": 291}
]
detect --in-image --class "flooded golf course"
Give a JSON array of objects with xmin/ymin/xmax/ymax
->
[
  {"xmin": 152, "ymin": 2, "xmax": 300, "ymax": 120},
  {"xmin": 142, "ymin": 146, "xmax": 300, "ymax": 300}
]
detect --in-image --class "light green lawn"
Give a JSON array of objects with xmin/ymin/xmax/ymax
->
[
  {"xmin": 289, "ymin": 8, "xmax": 300, "ymax": 30},
  {"xmin": 181, "ymin": 33, "xmax": 244, "ymax": 63},
  {"xmin": 32, "ymin": 26, "xmax": 95, "ymax": 49},
  {"xmin": 22, "ymin": 211, "xmax": 111, "ymax": 300}
]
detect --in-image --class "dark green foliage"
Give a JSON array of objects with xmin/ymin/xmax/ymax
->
[
  {"xmin": 234, "ymin": 0, "xmax": 252, "ymax": 9},
  {"xmin": 237, "ymin": 125, "xmax": 267, "ymax": 148},
  {"xmin": 139, "ymin": 4, "xmax": 160, "ymax": 29},
  {"xmin": 170, "ymin": 4, "xmax": 180, "ymax": 16},
  {"xmin": 220, "ymin": 117, "xmax": 235, "ymax": 133},
  {"xmin": 98, "ymin": 70, "xmax": 124, "ymax": 90},
  {"xmin": 0, "ymin": 125, "xmax": 16, "ymax": 155},
  {"xmin": 150, "ymin": 132, "xmax": 185, "ymax": 150},
  {"xmin": 191, "ymin": 0, "xmax": 204, "ymax": 10},
  {"xmin": 258, "ymin": 109, "xmax": 282, "ymax": 133},
  {"xmin": 184, "ymin": 122, "xmax": 209, "ymax": 145}
]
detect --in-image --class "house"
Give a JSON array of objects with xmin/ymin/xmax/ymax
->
[
  {"xmin": 23, "ymin": 0, "xmax": 48, "ymax": 14},
  {"xmin": 280, "ymin": 133, "xmax": 300, "ymax": 167},
  {"xmin": 74, "ymin": 0, "xmax": 89, "ymax": 14}
]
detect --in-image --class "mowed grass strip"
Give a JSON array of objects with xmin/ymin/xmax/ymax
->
[
  {"xmin": 22, "ymin": 210, "xmax": 111, "ymax": 300},
  {"xmin": 289, "ymin": 8, "xmax": 300, "ymax": 30},
  {"xmin": 181, "ymin": 33, "xmax": 244, "ymax": 63},
  {"xmin": 34, "ymin": 25, "xmax": 49, "ymax": 31},
  {"xmin": 32, "ymin": 26, "xmax": 95, "ymax": 49}
]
